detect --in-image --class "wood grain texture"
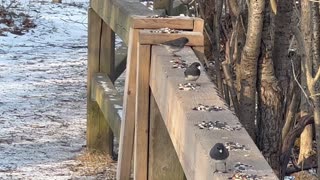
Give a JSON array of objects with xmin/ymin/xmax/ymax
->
[
  {"xmin": 100, "ymin": 21, "xmax": 115, "ymax": 80},
  {"xmin": 131, "ymin": 16, "xmax": 194, "ymax": 30},
  {"xmin": 149, "ymin": 46, "xmax": 278, "ymax": 180},
  {"xmin": 87, "ymin": 8, "xmax": 112, "ymax": 154},
  {"xmin": 139, "ymin": 30, "xmax": 203, "ymax": 46},
  {"xmin": 91, "ymin": 73, "xmax": 122, "ymax": 139},
  {"xmin": 192, "ymin": 18, "xmax": 204, "ymax": 32},
  {"xmin": 133, "ymin": 44, "xmax": 151, "ymax": 180},
  {"xmin": 149, "ymin": 95, "xmax": 186, "ymax": 180},
  {"xmin": 90, "ymin": 0, "xmax": 156, "ymax": 45},
  {"xmin": 116, "ymin": 28, "xmax": 139, "ymax": 180}
]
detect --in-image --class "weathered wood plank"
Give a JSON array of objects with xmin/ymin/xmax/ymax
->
[
  {"xmin": 91, "ymin": 73, "xmax": 122, "ymax": 139},
  {"xmin": 100, "ymin": 21, "xmax": 115, "ymax": 81},
  {"xmin": 90, "ymin": 0, "xmax": 156, "ymax": 45},
  {"xmin": 97, "ymin": 21, "xmax": 116, "ymax": 154},
  {"xmin": 116, "ymin": 28, "xmax": 139, "ymax": 180},
  {"xmin": 90, "ymin": 0, "xmax": 203, "ymax": 44},
  {"xmin": 87, "ymin": 8, "xmax": 111, "ymax": 153},
  {"xmin": 133, "ymin": 44, "xmax": 151, "ymax": 180},
  {"xmin": 149, "ymin": 46, "xmax": 278, "ymax": 180},
  {"xmin": 139, "ymin": 30, "xmax": 203, "ymax": 46},
  {"xmin": 192, "ymin": 18, "xmax": 204, "ymax": 32},
  {"xmin": 131, "ymin": 16, "xmax": 194, "ymax": 30},
  {"xmin": 149, "ymin": 94, "xmax": 186, "ymax": 180}
]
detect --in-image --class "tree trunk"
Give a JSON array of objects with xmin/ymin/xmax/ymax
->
[
  {"xmin": 273, "ymin": 0, "xmax": 294, "ymax": 136},
  {"xmin": 282, "ymin": 54, "xmax": 301, "ymax": 142},
  {"xmin": 257, "ymin": 1, "xmax": 282, "ymax": 175},
  {"xmin": 213, "ymin": 0, "xmax": 224, "ymax": 94},
  {"xmin": 311, "ymin": 100, "xmax": 320, "ymax": 176},
  {"xmin": 300, "ymin": 0, "xmax": 320, "ymax": 176},
  {"xmin": 238, "ymin": 0, "xmax": 265, "ymax": 141}
]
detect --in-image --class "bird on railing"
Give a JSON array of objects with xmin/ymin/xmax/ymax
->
[
  {"xmin": 160, "ymin": 37, "xmax": 189, "ymax": 57},
  {"xmin": 210, "ymin": 143, "xmax": 229, "ymax": 173},
  {"xmin": 184, "ymin": 62, "xmax": 201, "ymax": 81}
]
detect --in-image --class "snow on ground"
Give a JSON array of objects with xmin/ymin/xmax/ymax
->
[{"xmin": 0, "ymin": 0, "xmax": 122, "ymax": 179}]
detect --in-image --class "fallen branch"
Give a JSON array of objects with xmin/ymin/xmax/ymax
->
[{"xmin": 280, "ymin": 115, "xmax": 314, "ymax": 177}]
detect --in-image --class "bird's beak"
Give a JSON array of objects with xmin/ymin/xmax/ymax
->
[{"xmin": 197, "ymin": 66, "xmax": 201, "ymax": 70}]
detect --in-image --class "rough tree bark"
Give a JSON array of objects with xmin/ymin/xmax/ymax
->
[
  {"xmin": 257, "ymin": 1, "xmax": 282, "ymax": 175},
  {"xmin": 272, "ymin": 0, "xmax": 293, "ymax": 140},
  {"xmin": 300, "ymin": 0, "xmax": 320, "ymax": 176},
  {"xmin": 238, "ymin": 0, "xmax": 265, "ymax": 141}
]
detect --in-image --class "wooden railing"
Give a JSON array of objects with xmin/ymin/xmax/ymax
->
[{"xmin": 87, "ymin": 0, "xmax": 278, "ymax": 179}]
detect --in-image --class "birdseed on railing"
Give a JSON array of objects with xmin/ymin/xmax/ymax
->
[
  {"xmin": 178, "ymin": 82, "xmax": 200, "ymax": 91},
  {"xmin": 170, "ymin": 58, "xmax": 187, "ymax": 69},
  {"xmin": 195, "ymin": 121, "xmax": 242, "ymax": 131},
  {"xmin": 192, "ymin": 104, "xmax": 224, "ymax": 112},
  {"xmin": 150, "ymin": 27, "xmax": 181, "ymax": 34},
  {"xmin": 225, "ymin": 141, "xmax": 250, "ymax": 151}
]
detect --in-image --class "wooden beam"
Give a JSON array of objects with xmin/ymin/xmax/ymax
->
[
  {"xmin": 90, "ymin": 0, "xmax": 156, "ymax": 45},
  {"xmin": 133, "ymin": 44, "xmax": 151, "ymax": 180},
  {"xmin": 149, "ymin": 46, "xmax": 278, "ymax": 180},
  {"xmin": 139, "ymin": 30, "xmax": 203, "ymax": 46},
  {"xmin": 91, "ymin": 73, "xmax": 122, "ymax": 139},
  {"xmin": 131, "ymin": 16, "xmax": 194, "ymax": 30},
  {"xmin": 90, "ymin": 0, "xmax": 203, "ymax": 44},
  {"xmin": 192, "ymin": 18, "xmax": 204, "ymax": 32},
  {"xmin": 87, "ymin": 8, "xmax": 112, "ymax": 154},
  {"xmin": 149, "ymin": 94, "xmax": 186, "ymax": 180},
  {"xmin": 100, "ymin": 21, "xmax": 115, "ymax": 81},
  {"xmin": 116, "ymin": 28, "xmax": 139, "ymax": 180}
]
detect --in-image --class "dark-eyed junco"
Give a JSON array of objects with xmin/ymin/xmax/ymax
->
[
  {"xmin": 184, "ymin": 62, "xmax": 201, "ymax": 81},
  {"xmin": 160, "ymin": 37, "xmax": 189, "ymax": 57},
  {"xmin": 210, "ymin": 143, "xmax": 229, "ymax": 173}
]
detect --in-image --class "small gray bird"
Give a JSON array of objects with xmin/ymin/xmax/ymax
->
[
  {"xmin": 184, "ymin": 62, "xmax": 201, "ymax": 81},
  {"xmin": 160, "ymin": 37, "xmax": 189, "ymax": 57},
  {"xmin": 209, "ymin": 143, "xmax": 229, "ymax": 173}
]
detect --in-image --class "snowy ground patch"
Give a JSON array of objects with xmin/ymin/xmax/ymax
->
[{"xmin": 0, "ymin": 0, "xmax": 122, "ymax": 179}]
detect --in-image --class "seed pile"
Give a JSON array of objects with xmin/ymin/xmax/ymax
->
[
  {"xmin": 234, "ymin": 162, "xmax": 253, "ymax": 172},
  {"xmin": 225, "ymin": 142, "xmax": 250, "ymax": 151},
  {"xmin": 192, "ymin": 104, "xmax": 224, "ymax": 112},
  {"xmin": 150, "ymin": 27, "xmax": 181, "ymax": 34},
  {"xmin": 147, "ymin": 14, "xmax": 169, "ymax": 18},
  {"xmin": 178, "ymin": 83, "xmax": 200, "ymax": 91},
  {"xmin": 229, "ymin": 172, "xmax": 263, "ymax": 180},
  {"xmin": 170, "ymin": 59, "xmax": 187, "ymax": 69},
  {"xmin": 195, "ymin": 121, "xmax": 242, "ymax": 131},
  {"xmin": 229, "ymin": 162, "xmax": 264, "ymax": 180}
]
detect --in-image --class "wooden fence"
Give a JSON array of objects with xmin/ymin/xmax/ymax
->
[{"xmin": 87, "ymin": 0, "xmax": 278, "ymax": 179}]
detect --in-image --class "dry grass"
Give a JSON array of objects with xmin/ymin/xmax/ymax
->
[{"xmin": 70, "ymin": 150, "xmax": 117, "ymax": 179}]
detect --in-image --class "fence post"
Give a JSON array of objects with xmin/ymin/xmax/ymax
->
[
  {"xmin": 133, "ymin": 44, "xmax": 151, "ymax": 180},
  {"xmin": 87, "ymin": 8, "xmax": 113, "ymax": 154},
  {"xmin": 116, "ymin": 28, "xmax": 139, "ymax": 180}
]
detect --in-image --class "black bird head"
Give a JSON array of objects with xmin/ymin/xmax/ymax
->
[
  {"xmin": 189, "ymin": 62, "xmax": 201, "ymax": 69},
  {"xmin": 209, "ymin": 143, "xmax": 229, "ymax": 161}
]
